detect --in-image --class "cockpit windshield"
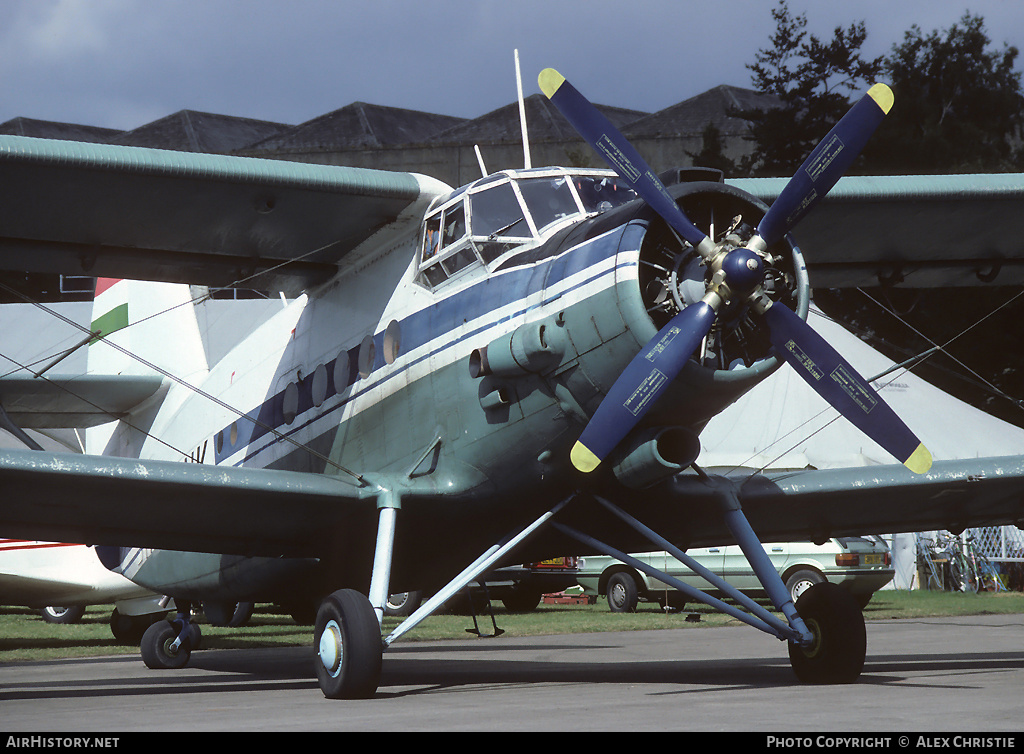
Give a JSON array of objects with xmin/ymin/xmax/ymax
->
[{"xmin": 417, "ymin": 168, "xmax": 637, "ymax": 290}]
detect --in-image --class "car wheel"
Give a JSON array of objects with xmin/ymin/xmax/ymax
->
[
  {"xmin": 501, "ymin": 585, "xmax": 542, "ymax": 613},
  {"xmin": 785, "ymin": 569, "xmax": 824, "ymax": 604},
  {"xmin": 606, "ymin": 572, "xmax": 639, "ymax": 613}
]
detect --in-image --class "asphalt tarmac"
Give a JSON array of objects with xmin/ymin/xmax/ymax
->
[{"xmin": 1, "ymin": 614, "xmax": 1023, "ymax": 734}]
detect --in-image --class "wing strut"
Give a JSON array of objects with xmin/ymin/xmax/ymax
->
[
  {"xmin": 382, "ymin": 497, "xmax": 573, "ymax": 647},
  {"xmin": 551, "ymin": 492, "xmax": 813, "ymax": 646}
]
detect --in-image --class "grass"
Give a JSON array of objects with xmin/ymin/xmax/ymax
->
[{"xmin": 2, "ymin": 589, "xmax": 1023, "ymax": 664}]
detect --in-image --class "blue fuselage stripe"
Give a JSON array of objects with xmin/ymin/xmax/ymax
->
[{"xmin": 218, "ymin": 224, "xmax": 636, "ymax": 465}]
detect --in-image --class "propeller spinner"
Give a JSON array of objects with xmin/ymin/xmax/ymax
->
[{"xmin": 539, "ymin": 68, "xmax": 931, "ymax": 476}]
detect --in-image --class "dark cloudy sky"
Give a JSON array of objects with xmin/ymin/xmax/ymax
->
[{"xmin": 2, "ymin": 0, "xmax": 1022, "ymax": 131}]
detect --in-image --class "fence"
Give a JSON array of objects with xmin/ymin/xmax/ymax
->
[{"xmin": 915, "ymin": 526, "xmax": 1024, "ymax": 592}]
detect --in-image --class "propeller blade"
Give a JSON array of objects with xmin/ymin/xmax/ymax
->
[
  {"xmin": 761, "ymin": 303, "xmax": 932, "ymax": 474},
  {"xmin": 571, "ymin": 301, "xmax": 718, "ymax": 472},
  {"xmin": 753, "ymin": 84, "xmax": 894, "ymax": 249},
  {"xmin": 539, "ymin": 68, "xmax": 714, "ymax": 258}
]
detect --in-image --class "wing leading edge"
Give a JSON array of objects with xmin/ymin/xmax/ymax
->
[
  {"xmin": 0, "ymin": 448, "xmax": 376, "ymax": 557},
  {"xmin": 675, "ymin": 457, "xmax": 1024, "ymax": 546},
  {"xmin": 0, "ymin": 374, "xmax": 164, "ymax": 428},
  {"xmin": 0, "ymin": 135, "xmax": 448, "ymax": 295}
]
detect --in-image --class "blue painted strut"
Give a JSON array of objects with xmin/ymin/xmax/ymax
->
[
  {"xmin": 716, "ymin": 488, "xmax": 814, "ymax": 646},
  {"xmin": 554, "ymin": 493, "xmax": 814, "ymax": 646}
]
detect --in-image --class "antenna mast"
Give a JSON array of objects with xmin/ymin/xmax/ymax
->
[{"xmin": 515, "ymin": 49, "xmax": 532, "ymax": 169}]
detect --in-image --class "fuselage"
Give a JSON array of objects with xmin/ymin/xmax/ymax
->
[{"xmin": 91, "ymin": 167, "xmax": 808, "ymax": 601}]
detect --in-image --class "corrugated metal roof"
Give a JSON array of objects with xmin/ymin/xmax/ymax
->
[
  {"xmin": 243, "ymin": 103, "xmax": 467, "ymax": 151},
  {"xmin": 0, "ymin": 117, "xmax": 123, "ymax": 143},
  {"xmin": 107, "ymin": 110, "xmax": 291, "ymax": 153},
  {"xmin": 624, "ymin": 85, "xmax": 781, "ymax": 138},
  {"xmin": 428, "ymin": 93, "xmax": 648, "ymax": 144}
]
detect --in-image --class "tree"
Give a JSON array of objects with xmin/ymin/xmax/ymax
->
[
  {"xmin": 864, "ymin": 13, "xmax": 1024, "ymax": 173},
  {"xmin": 686, "ymin": 122, "xmax": 737, "ymax": 176},
  {"xmin": 736, "ymin": 1, "xmax": 882, "ymax": 176}
]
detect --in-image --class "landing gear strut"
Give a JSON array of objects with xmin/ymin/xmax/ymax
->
[{"xmin": 552, "ymin": 488, "xmax": 867, "ymax": 684}]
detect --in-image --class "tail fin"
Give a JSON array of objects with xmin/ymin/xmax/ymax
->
[
  {"xmin": 87, "ymin": 278, "xmax": 208, "ymax": 379},
  {"xmin": 86, "ymin": 278, "xmax": 208, "ymax": 455}
]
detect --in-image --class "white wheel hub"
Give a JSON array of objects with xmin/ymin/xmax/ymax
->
[{"xmin": 319, "ymin": 619, "xmax": 343, "ymax": 677}]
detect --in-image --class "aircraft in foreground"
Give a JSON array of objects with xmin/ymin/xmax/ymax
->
[{"xmin": 1, "ymin": 69, "xmax": 1023, "ymax": 698}]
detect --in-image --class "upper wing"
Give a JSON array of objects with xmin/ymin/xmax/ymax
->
[
  {"xmin": 0, "ymin": 135, "xmax": 449, "ymax": 295},
  {"xmin": 0, "ymin": 448, "xmax": 376, "ymax": 557},
  {"xmin": 730, "ymin": 174, "xmax": 1024, "ymax": 288}
]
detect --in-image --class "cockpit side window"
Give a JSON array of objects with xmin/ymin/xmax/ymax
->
[
  {"xmin": 422, "ymin": 212, "xmax": 442, "ymax": 260},
  {"xmin": 442, "ymin": 203, "xmax": 466, "ymax": 248},
  {"xmin": 574, "ymin": 176, "xmax": 638, "ymax": 213},
  {"xmin": 419, "ymin": 198, "xmax": 480, "ymax": 289},
  {"xmin": 517, "ymin": 176, "xmax": 578, "ymax": 233}
]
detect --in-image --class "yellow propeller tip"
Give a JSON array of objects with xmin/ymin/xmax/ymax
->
[
  {"xmin": 904, "ymin": 443, "xmax": 932, "ymax": 474},
  {"xmin": 571, "ymin": 441, "xmax": 600, "ymax": 473},
  {"xmin": 538, "ymin": 68, "xmax": 565, "ymax": 99},
  {"xmin": 867, "ymin": 83, "xmax": 894, "ymax": 115}
]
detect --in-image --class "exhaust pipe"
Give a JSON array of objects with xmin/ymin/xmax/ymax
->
[{"xmin": 611, "ymin": 427, "xmax": 701, "ymax": 489}]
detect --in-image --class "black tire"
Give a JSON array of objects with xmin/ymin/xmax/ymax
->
[
  {"xmin": 204, "ymin": 601, "xmax": 255, "ymax": 627},
  {"xmin": 501, "ymin": 585, "xmax": 542, "ymax": 613},
  {"xmin": 785, "ymin": 568, "xmax": 825, "ymax": 604},
  {"xmin": 38, "ymin": 605, "xmax": 86, "ymax": 624},
  {"xmin": 110, "ymin": 609, "xmax": 166, "ymax": 644},
  {"xmin": 606, "ymin": 572, "xmax": 639, "ymax": 613},
  {"xmin": 140, "ymin": 620, "xmax": 191, "ymax": 670},
  {"xmin": 384, "ymin": 591, "xmax": 423, "ymax": 617},
  {"xmin": 314, "ymin": 589, "xmax": 382, "ymax": 699},
  {"xmin": 788, "ymin": 582, "xmax": 866, "ymax": 684}
]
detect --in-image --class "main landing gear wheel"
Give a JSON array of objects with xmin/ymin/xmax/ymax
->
[
  {"xmin": 140, "ymin": 619, "xmax": 194, "ymax": 670},
  {"xmin": 788, "ymin": 582, "xmax": 866, "ymax": 684},
  {"xmin": 315, "ymin": 589, "xmax": 382, "ymax": 699}
]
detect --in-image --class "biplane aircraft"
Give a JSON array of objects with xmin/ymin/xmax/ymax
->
[{"xmin": 1, "ymin": 68, "xmax": 1024, "ymax": 699}]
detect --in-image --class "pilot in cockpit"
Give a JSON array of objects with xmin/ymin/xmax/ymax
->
[{"xmin": 575, "ymin": 176, "xmax": 628, "ymax": 213}]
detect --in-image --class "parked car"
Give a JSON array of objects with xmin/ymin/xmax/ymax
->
[{"xmin": 576, "ymin": 538, "xmax": 893, "ymax": 612}]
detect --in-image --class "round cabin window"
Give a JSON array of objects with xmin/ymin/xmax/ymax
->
[
  {"xmin": 282, "ymin": 382, "xmax": 299, "ymax": 424},
  {"xmin": 312, "ymin": 363, "xmax": 328, "ymax": 407},
  {"xmin": 383, "ymin": 320, "xmax": 401, "ymax": 365},
  {"xmin": 358, "ymin": 335, "xmax": 376, "ymax": 378}
]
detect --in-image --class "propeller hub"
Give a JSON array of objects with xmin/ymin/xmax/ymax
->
[{"xmin": 719, "ymin": 248, "xmax": 765, "ymax": 296}]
